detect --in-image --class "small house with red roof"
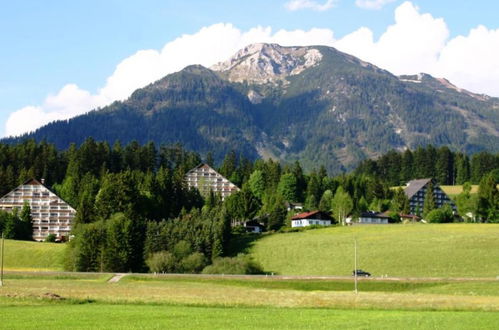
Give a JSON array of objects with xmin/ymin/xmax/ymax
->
[{"xmin": 291, "ymin": 210, "xmax": 333, "ymax": 228}]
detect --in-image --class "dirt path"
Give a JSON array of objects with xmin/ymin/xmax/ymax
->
[{"xmin": 108, "ymin": 273, "xmax": 127, "ymax": 283}]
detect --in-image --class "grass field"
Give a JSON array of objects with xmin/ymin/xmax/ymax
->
[
  {"xmin": 2, "ymin": 304, "xmax": 498, "ymax": 329},
  {"xmin": 1, "ymin": 273, "xmax": 498, "ymax": 329},
  {"xmin": 247, "ymin": 224, "xmax": 499, "ymax": 277},
  {"xmin": 440, "ymin": 185, "xmax": 479, "ymax": 196},
  {"xmin": 1, "ymin": 239, "xmax": 65, "ymax": 271}
]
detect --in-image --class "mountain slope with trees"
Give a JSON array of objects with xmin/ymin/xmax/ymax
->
[{"xmin": 4, "ymin": 44, "xmax": 499, "ymax": 174}]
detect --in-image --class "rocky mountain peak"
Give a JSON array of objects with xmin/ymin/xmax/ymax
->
[{"xmin": 211, "ymin": 43, "xmax": 323, "ymax": 84}]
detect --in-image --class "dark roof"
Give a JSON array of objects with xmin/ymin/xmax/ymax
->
[
  {"xmin": 244, "ymin": 220, "xmax": 265, "ymax": 227},
  {"xmin": 404, "ymin": 178, "xmax": 433, "ymax": 199},
  {"xmin": 400, "ymin": 214, "xmax": 421, "ymax": 220},
  {"xmin": 291, "ymin": 210, "xmax": 332, "ymax": 221},
  {"xmin": 360, "ymin": 211, "xmax": 391, "ymax": 219}
]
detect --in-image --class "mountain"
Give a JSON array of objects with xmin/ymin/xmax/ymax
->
[{"xmin": 4, "ymin": 43, "xmax": 499, "ymax": 173}]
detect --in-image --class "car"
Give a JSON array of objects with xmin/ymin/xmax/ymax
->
[{"xmin": 352, "ymin": 269, "xmax": 371, "ymax": 277}]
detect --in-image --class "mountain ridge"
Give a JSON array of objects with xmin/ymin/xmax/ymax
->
[{"xmin": 4, "ymin": 43, "xmax": 499, "ymax": 173}]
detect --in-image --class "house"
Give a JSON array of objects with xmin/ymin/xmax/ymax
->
[
  {"xmin": 291, "ymin": 210, "xmax": 333, "ymax": 228},
  {"xmin": 358, "ymin": 211, "xmax": 390, "ymax": 224},
  {"xmin": 185, "ymin": 164, "xmax": 239, "ymax": 200},
  {"xmin": 404, "ymin": 178, "xmax": 457, "ymax": 215},
  {"xmin": 400, "ymin": 214, "xmax": 421, "ymax": 222},
  {"xmin": 0, "ymin": 179, "xmax": 76, "ymax": 241},
  {"xmin": 285, "ymin": 201, "xmax": 303, "ymax": 212},
  {"xmin": 242, "ymin": 220, "xmax": 265, "ymax": 233}
]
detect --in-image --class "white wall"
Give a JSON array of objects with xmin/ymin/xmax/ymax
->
[{"xmin": 291, "ymin": 219, "xmax": 331, "ymax": 228}]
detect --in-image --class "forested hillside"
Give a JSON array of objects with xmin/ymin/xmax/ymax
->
[
  {"xmin": 0, "ymin": 140, "xmax": 497, "ymax": 274},
  {"xmin": 4, "ymin": 44, "xmax": 499, "ymax": 174}
]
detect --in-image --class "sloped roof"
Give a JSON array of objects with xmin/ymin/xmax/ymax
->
[
  {"xmin": 185, "ymin": 163, "xmax": 239, "ymax": 188},
  {"xmin": 291, "ymin": 210, "xmax": 332, "ymax": 220},
  {"xmin": 0, "ymin": 178, "xmax": 76, "ymax": 210},
  {"xmin": 404, "ymin": 178, "xmax": 432, "ymax": 199},
  {"xmin": 360, "ymin": 211, "xmax": 391, "ymax": 219}
]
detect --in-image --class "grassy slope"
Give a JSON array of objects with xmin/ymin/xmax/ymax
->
[
  {"xmin": 1, "ymin": 274, "xmax": 498, "ymax": 328},
  {"xmin": 440, "ymin": 185, "xmax": 479, "ymax": 196},
  {"xmin": 2, "ymin": 304, "xmax": 498, "ymax": 330},
  {"xmin": 248, "ymin": 224, "xmax": 499, "ymax": 277},
  {"xmin": 2, "ymin": 239, "xmax": 65, "ymax": 271}
]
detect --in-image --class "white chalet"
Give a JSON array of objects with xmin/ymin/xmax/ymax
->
[{"xmin": 291, "ymin": 210, "xmax": 333, "ymax": 228}]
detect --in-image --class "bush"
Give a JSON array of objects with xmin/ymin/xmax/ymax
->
[
  {"xmin": 426, "ymin": 204, "xmax": 454, "ymax": 223},
  {"xmin": 181, "ymin": 252, "xmax": 206, "ymax": 273},
  {"xmin": 45, "ymin": 234, "xmax": 57, "ymax": 242},
  {"xmin": 146, "ymin": 251, "xmax": 176, "ymax": 273},
  {"xmin": 202, "ymin": 254, "xmax": 264, "ymax": 275}
]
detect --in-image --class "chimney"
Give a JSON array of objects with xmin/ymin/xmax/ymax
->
[{"xmin": 41, "ymin": 178, "xmax": 45, "ymax": 185}]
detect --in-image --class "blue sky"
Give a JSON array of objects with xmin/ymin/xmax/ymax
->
[{"xmin": 1, "ymin": 1, "xmax": 499, "ymax": 136}]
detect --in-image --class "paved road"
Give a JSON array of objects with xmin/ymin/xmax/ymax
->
[{"xmin": 3, "ymin": 270, "xmax": 498, "ymax": 282}]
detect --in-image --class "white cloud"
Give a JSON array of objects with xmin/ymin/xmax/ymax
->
[
  {"xmin": 334, "ymin": 1, "xmax": 499, "ymax": 97},
  {"xmin": 433, "ymin": 25, "xmax": 499, "ymax": 97},
  {"xmin": 335, "ymin": 1, "xmax": 449, "ymax": 75},
  {"xmin": 355, "ymin": 0, "xmax": 397, "ymax": 10},
  {"xmin": 5, "ymin": 24, "xmax": 336, "ymax": 137},
  {"xmin": 6, "ymin": 1, "xmax": 499, "ymax": 136},
  {"xmin": 284, "ymin": 0, "xmax": 337, "ymax": 11}
]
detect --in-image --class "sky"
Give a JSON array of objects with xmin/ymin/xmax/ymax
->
[{"xmin": 1, "ymin": 0, "xmax": 499, "ymax": 137}]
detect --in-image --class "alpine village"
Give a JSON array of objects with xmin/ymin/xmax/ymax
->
[{"xmin": 1, "ymin": 42, "xmax": 498, "ymax": 328}]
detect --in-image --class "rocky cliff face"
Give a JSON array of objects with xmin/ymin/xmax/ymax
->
[{"xmin": 211, "ymin": 43, "xmax": 323, "ymax": 84}]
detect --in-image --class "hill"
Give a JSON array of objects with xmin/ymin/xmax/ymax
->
[
  {"xmin": 1, "ymin": 239, "xmax": 65, "ymax": 271},
  {"xmin": 247, "ymin": 224, "xmax": 499, "ymax": 277},
  {"xmin": 4, "ymin": 43, "xmax": 499, "ymax": 173}
]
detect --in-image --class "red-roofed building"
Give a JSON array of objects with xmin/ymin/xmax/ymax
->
[{"xmin": 291, "ymin": 210, "xmax": 333, "ymax": 228}]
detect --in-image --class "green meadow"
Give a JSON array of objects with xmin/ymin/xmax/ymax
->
[
  {"xmin": 1, "ymin": 274, "xmax": 498, "ymax": 329},
  {"xmin": 248, "ymin": 224, "xmax": 499, "ymax": 277},
  {"xmin": 1, "ymin": 239, "xmax": 65, "ymax": 271},
  {"xmin": 1, "ymin": 224, "xmax": 499, "ymax": 328}
]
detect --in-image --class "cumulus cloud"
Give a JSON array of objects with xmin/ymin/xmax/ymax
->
[
  {"xmin": 284, "ymin": 0, "xmax": 337, "ymax": 12},
  {"xmin": 355, "ymin": 0, "xmax": 397, "ymax": 10},
  {"xmin": 6, "ymin": 1, "xmax": 499, "ymax": 136},
  {"xmin": 336, "ymin": 1, "xmax": 449, "ymax": 75},
  {"xmin": 5, "ymin": 24, "xmax": 336, "ymax": 137}
]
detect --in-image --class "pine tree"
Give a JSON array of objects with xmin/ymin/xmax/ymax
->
[{"xmin": 423, "ymin": 182, "xmax": 436, "ymax": 217}]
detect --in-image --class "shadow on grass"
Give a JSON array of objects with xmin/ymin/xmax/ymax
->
[{"xmin": 224, "ymin": 233, "xmax": 266, "ymax": 257}]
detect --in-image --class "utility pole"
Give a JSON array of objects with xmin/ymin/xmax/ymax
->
[
  {"xmin": 0, "ymin": 232, "xmax": 4, "ymax": 287},
  {"xmin": 354, "ymin": 238, "xmax": 358, "ymax": 294}
]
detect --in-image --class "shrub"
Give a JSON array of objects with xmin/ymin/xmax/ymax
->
[
  {"xmin": 202, "ymin": 254, "xmax": 264, "ymax": 275},
  {"xmin": 45, "ymin": 234, "xmax": 57, "ymax": 242},
  {"xmin": 426, "ymin": 204, "xmax": 454, "ymax": 223},
  {"xmin": 146, "ymin": 251, "xmax": 176, "ymax": 273},
  {"xmin": 180, "ymin": 252, "xmax": 206, "ymax": 273}
]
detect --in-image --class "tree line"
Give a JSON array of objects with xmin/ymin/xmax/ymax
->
[
  {"xmin": 354, "ymin": 145, "xmax": 499, "ymax": 186},
  {"xmin": 0, "ymin": 139, "xmax": 497, "ymax": 274}
]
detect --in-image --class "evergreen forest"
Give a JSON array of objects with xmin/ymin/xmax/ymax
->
[{"xmin": 0, "ymin": 139, "xmax": 497, "ymax": 274}]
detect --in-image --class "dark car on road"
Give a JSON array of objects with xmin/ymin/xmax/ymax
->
[{"xmin": 352, "ymin": 269, "xmax": 371, "ymax": 277}]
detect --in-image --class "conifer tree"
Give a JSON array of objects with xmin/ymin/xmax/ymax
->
[{"xmin": 423, "ymin": 182, "xmax": 436, "ymax": 217}]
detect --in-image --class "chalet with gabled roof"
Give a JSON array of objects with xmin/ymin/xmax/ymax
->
[
  {"xmin": 291, "ymin": 210, "xmax": 333, "ymax": 228},
  {"xmin": 185, "ymin": 164, "xmax": 239, "ymax": 200},
  {"xmin": 0, "ymin": 179, "xmax": 76, "ymax": 241},
  {"xmin": 404, "ymin": 178, "xmax": 456, "ymax": 215}
]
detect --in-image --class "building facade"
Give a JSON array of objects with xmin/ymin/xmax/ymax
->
[
  {"xmin": 291, "ymin": 210, "xmax": 333, "ymax": 228},
  {"xmin": 185, "ymin": 164, "xmax": 239, "ymax": 200},
  {"xmin": 0, "ymin": 179, "xmax": 76, "ymax": 241},
  {"xmin": 358, "ymin": 211, "xmax": 390, "ymax": 224},
  {"xmin": 404, "ymin": 178, "xmax": 457, "ymax": 215}
]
